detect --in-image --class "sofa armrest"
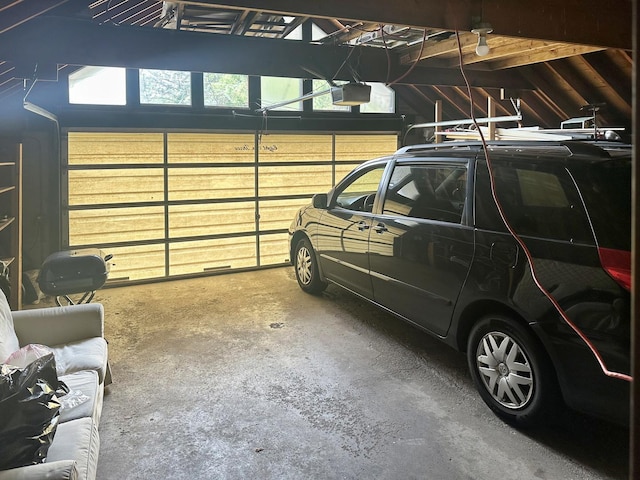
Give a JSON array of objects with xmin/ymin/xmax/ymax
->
[
  {"xmin": 0, "ymin": 460, "xmax": 78, "ymax": 480},
  {"xmin": 12, "ymin": 304, "xmax": 105, "ymax": 347}
]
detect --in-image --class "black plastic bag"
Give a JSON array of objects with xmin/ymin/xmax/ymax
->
[{"xmin": 0, "ymin": 353, "xmax": 62, "ymax": 470}]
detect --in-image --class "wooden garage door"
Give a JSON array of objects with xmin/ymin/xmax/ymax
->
[{"xmin": 65, "ymin": 131, "xmax": 397, "ymax": 282}]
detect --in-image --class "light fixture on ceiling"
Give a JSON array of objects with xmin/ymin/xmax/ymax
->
[{"xmin": 471, "ymin": 25, "xmax": 493, "ymax": 56}]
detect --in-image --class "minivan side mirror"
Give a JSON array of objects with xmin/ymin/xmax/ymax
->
[{"xmin": 312, "ymin": 193, "xmax": 328, "ymax": 209}]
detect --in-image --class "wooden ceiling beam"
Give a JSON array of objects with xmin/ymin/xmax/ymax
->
[
  {"xmin": 519, "ymin": 91, "xmax": 560, "ymax": 128},
  {"xmin": 429, "ymin": 86, "xmax": 474, "ymax": 119},
  {"xmin": 281, "ymin": 16, "xmax": 308, "ymax": 38},
  {"xmin": 543, "ymin": 60, "xmax": 608, "ymax": 115},
  {"xmin": 520, "ymin": 64, "xmax": 584, "ymax": 121},
  {"xmin": 0, "ymin": 0, "xmax": 71, "ymax": 33},
  {"xmin": 125, "ymin": 3, "xmax": 164, "ymax": 26},
  {"xmin": 393, "ymin": 85, "xmax": 433, "ymax": 119},
  {"xmin": 576, "ymin": 52, "xmax": 632, "ymax": 119},
  {"xmin": 0, "ymin": 16, "xmax": 533, "ymax": 90},
  {"xmin": 403, "ymin": 85, "xmax": 439, "ymax": 110},
  {"xmin": 399, "ymin": 33, "xmax": 542, "ymax": 66},
  {"xmin": 452, "ymin": 86, "xmax": 488, "ymax": 118},
  {"xmin": 477, "ymin": 88, "xmax": 514, "ymax": 118},
  {"xmin": 399, "ymin": 32, "xmax": 475, "ymax": 65},
  {"xmin": 173, "ymin": 0, "xmax": 632, "ymax": 49},
  {"xmin": 387, "ymin": 65, "xmax": 531, "ymax": 89},
  {"xmin": 317, "ymin": 22, "xmax": 381, "ymax": 45},
  {"xmin": 485, "ymin": 44, "xmax": 606, "ymax": 70}
]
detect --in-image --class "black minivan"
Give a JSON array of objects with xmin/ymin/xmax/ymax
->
[{"xmin": 288, "ymin": 141, "xmax": 631, "ymax": 426}]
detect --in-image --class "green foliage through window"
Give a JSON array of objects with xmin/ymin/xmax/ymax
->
[
  {"xmin": 140, "ymin": 69, "xmax": 191, "ymax": 106},
  {"xmin": 312, "ymin": 80, "xmax": 349, "ymax": 112},
  {"xmin": 260, "ymin": 77, "xmax": 303, "ymax": 111},
  {"xmin": 203, "ymin": 73, "xmax": 249, "ymax": 108}
]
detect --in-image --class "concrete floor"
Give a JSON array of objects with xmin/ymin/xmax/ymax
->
[{"xmin": 71, "ymin": 267, "xmax": 627, "ymax": 479}]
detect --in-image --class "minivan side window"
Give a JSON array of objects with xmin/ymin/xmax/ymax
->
[
  {"xmin": 334, "ymin": 166, "xmax": 385, "ymax": 212},
  {"xmin": 382, "ymin": 164, "xmax": 467, "ymax": 223},
  {"xmin": 474, "ymin": 160, "xmax": 593, "ymax": 243}
]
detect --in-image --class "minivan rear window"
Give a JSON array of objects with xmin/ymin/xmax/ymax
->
[
  {"xmin": 573, "ymin": 160, "xmax": 631, "ymax": 251},
  {"xmin": 474, "ymin": 160, "xmax": 593, "ymax": 244}
]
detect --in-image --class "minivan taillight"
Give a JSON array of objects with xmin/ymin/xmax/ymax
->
[{"xmin": 598, "ymin": 247, "xmax": 631, "ymax": 292}]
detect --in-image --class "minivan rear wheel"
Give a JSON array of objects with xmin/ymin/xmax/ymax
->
[
  {"xmin": 294, "ymin": 238, "xmax": 327, "ymax": 294},
  {"xmin": 467, "ymin": 315, "xmax": 558, "ymax": 427}
]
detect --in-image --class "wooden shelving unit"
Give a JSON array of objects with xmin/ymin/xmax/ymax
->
[{"xmin": 0, "ymin": 142, "xmax": 22, "ymax": 310}]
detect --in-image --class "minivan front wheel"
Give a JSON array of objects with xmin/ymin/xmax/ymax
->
[
  {"xmin": 467, "ymin": 315, "xmax": 558, "ymax": 427},
  {"xmin": 294, "ymin": 238, "xmax": 327, "ymax": 294}
]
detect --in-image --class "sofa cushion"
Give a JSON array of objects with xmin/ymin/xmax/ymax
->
[
  {"xmin": 46, "ymin": 417, "xmax": 99, "ymax": 480},
  {"xmin": 0, "ymin": 459, "xmax": 79, "ymax": 480},
  {"xmin": 58, "ymin": 370, "xmax": 103, "ymax": 426},
  {"xmin": 0, "ymin": 290, "xmax": 18, "ymax": 362},
  {"xmin": 51, "ymin": 337, "xmax": 108, "ymax": 384}
]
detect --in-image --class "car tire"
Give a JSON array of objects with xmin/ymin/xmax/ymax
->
[
  {"xmin": 294, "ymin": 238, "xmax": 327, "ymax": 294},
  {"xmin": 467, "ymin": 315, "xmax": 559, "ymax": 427}
]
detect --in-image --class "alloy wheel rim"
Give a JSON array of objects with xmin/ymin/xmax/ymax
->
[
  {"xmin": 476, "ymin": 331, "xmax": 534, "ymax": 409},
  {"xmin": 296, "ymin": 246, "xmax": 312, "ymax": 285}
]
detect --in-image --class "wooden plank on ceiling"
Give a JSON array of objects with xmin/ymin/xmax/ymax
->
[
  {"xmin": 519, "ymin": 64, "xmax": 582, "ymax": 122},
  {"xmin": 567, "ymin": 55, "xmax": 632, "ymax": 121},
  {"xmin": 176, "ymin": 0, "xmax": 632, "ymax": 49},
  {"xmin": 481, "ymin": 43, "xmax": 606, "ymax": 70},
  {"xmin": 0, "ymin": 0, "xmax": 71, "ymax": 33}
]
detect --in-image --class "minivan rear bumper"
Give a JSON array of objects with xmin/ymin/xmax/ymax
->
[{"xmin": 532, "ymin": 323, "xmax": 630, "ymax": 425}]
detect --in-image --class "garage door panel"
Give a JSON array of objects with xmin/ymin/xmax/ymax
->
[
  {"xmin": 167, "ymin": 133, "xmax": 255, "ymax": 163},
  {"xmin": 169, "ymin": 237, "xmax": 257, "ymax": 275},
  {"xmin": 68, "ymin": 132, "xmax": 164, "ymax": 165},
  {"xmin": 69, "ymin": 207, "xmax": 165, "ymax": 244},
  {"xmin": 259, "ymin": 232, "xmax": 290, "ymax": 265},
  {"xmin": 168, "ymin": 167, "xmax": 255, "ymax": 200},
  {"xmin": 335, "ymin": 134, "xmax": 397, "ymax": 160},
  {"xmin": 258, "ymin": 199, "xmax": 310, "ymax": 231},
  {"xmin": 103, "ymin": 244, "xmax": 166, "ymax": 281},
  {"xmin": 69, "ymin": 169, "xmax": 164, "ymax": 205},
  {"xmin": 169, "ymin": 202, "xmax": 255, "ymax": 237},
  {"xmin": 257, "ymin": 134, "xmax": 332, "ymax": 162},
  {"xmin": 258, "ymin": 165, "xmax": 332, "ymax": 197}
]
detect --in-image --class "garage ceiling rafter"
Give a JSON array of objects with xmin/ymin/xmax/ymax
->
[{"xmin": 161, "ymin": 0, "xmax": 632, "ymax": 49}]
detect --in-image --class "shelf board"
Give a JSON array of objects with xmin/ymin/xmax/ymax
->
[
  {"xmin": 0, "ymin": 216, "xmax": 15, "ymax": 232},
  {"xmin": 0, "ymin": 186, "xmax": 15, "ymax": 195}
]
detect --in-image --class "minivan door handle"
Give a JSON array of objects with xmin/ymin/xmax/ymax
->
[
  {"xmin": 373, "ymin": 223, "xmax": 388, "ymax": 234},
  {"xmin": 357, "ymin": 221, "xmax": 370, "ymax": 231}
]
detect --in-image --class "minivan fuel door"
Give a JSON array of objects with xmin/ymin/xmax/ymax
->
[{"xmin": 490, "ymin": 241, "xmax": 519, "ymax": 268}]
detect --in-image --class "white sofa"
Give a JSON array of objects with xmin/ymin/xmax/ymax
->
[{"xmin": 0, "ymin": 290, "xmax": 110, "ymax": 480}]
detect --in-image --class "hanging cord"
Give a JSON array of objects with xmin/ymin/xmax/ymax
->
[
  {"xmin": 454, "ymin": 30, "xmax": 632, "ymax": 383},
  {"xmin": 379, "ymin": 25, "xmax": 392, "ymax": 85},
  {"xmin": 331, "ymin": 43, "xmax": 357, "ymax": 85},
  {"xmin": 386, "ymin": 28, "xmax": 428, "ymax": 86}
]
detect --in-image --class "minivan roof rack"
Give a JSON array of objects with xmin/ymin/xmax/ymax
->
[{"xmin": 395, "ymin": 140, "xmax": 631, "ymax": 159}]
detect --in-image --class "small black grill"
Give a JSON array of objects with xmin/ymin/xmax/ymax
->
[{"xmin": 38, "ymin": 249, "xmax": 112, "ymax": 306}]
